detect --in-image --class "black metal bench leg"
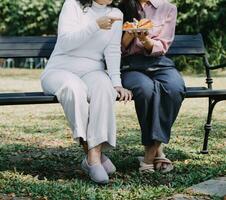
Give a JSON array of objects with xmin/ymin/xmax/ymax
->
[{"xmin": 201, "ymin": 98, "xmax": 218, "ymax": 154}]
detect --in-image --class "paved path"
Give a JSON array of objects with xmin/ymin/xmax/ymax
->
[
  {"xmin": 162, "ymin": 176, "xmax": 226, "ymax": 200},
  {"xmin": 0, "ymin": 193, "xmax": 31, "ymax": 200},
  {"xmin": 187, "ymin": 177, "xmax": 226, "ymax": 197}
]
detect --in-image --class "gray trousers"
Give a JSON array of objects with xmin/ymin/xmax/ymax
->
[{"xmin": 122, "ymin": 68, "xmax": 186, "ymax": 145}]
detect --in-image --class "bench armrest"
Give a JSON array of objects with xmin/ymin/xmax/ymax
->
[
  {"xmin": 208, "ymin": 63, "xmax": 226, "ymax": 70},
  {"xmin": 204, "ymin": 55, "xmax": 226, "ymax": 70}
]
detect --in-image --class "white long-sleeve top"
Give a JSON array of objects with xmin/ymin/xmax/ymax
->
[{"xmin": 41, "ymin": 0, "xmax": 123, "ymax": 87}]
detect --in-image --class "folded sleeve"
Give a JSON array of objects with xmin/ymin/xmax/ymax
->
[
  {"xmin": 104, "ymin": 12, "xmax": 123, "ymax": 87},
  {"xmin": 57, "ymin": 0, "xmax": 100, "ymax": 52},
  {"xmin": 150, "ymin": 5, "xmax": 177, "ymax": 56}
]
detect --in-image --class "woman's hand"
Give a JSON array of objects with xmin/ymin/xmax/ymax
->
[
  {"xmin": 122, "ymin": 31, "xmax": 135, "ymax": 49},
  {"xmin": 114, "ymin": 86, "xmax": 133, "ymax": 104},
  {"xmin": 96, "ymin": 16, "xmax": 122, "ymax": 30},
  {"xmin": 129, "ymin": 30, "xmax": 154, "ymax": 51},
  {"xmin": 128, "ymin": 30, "xmax": 149, "ymax": 40},
  {"xmin": 136, "ymin": 30, "xmax": 149, "ymax": 41}
]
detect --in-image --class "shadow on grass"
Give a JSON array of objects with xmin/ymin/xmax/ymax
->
[
  {"xmin": 0, "ymin": 115, "xmax": 225, "ymax": 186},
  {"xmin": 0, "ymin": 124, "xmax": 64, "ymax": 135},
  {"xmin": 0, "ymin": 144, "xmax": 85, "ymax": 181},
  {"xmin": 0, "ymin": 141, "xmax": 225, "ymax": 190},
  {"xmin": 0, "ymin": 141, "xmax": 217, "ymax": 184},
  {"xmin": 0, "ymin": 142, "xmax": 188, "ymax": 172}
]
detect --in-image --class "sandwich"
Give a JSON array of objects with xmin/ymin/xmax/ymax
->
[
  {"xmin": 137, "ymin": 18, "xmax": 153, "ymax": 29},
  {"xmin": 123, "ymin": 18, "xmax": 153, "ymax": 30}
]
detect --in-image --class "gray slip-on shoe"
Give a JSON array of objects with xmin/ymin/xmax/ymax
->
[
  {"xmin": 81, "ymin": 157, "xmax": 109, "ymax": 184},
  {"xmin": 101, "ymin": 154, "xmax": 116, "ymax": 175}
]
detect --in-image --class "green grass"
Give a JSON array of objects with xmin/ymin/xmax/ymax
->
[{"xmin": 0, "ymin": 69, "xmax": 225, "ymax": 200}]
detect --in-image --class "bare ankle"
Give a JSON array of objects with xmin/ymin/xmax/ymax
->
[
  {"xmin": 156, "ymin": 143, "xmax": 163, "ymax": 157},
  {"xmin": 144, "ymin": 141, "xmax": 162, "ymax": 163},
  {"xmin": 87, "ymin": 145, "xmax": 102, "ymax": 165},
  {"xmin": 144, "ymin": 146, "xmax": 156, "ymax": 164}
]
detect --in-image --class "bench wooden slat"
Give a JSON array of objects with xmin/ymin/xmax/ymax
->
[
  {"xmin": 0, "ymin": 48, "xmax": 203, "ymax": 58},
  {"xmin": 168, "ymin": 34, "xmax": 205, "ymax": 55},
  {"xmin": 0, "ymin": 35, "xmax": 202, "ymax": 42},
  {"xmin": 0, "ymin": 43, "xmax": 56, "ymax": 50},
  {"xmin": 0, "ymin": 42, "xmax": 203, "ymax": 50},
  {"xmin": 169, "ymin": 43, "xmax": 204, "ymax": 48},
  {"xmin": 170, "ymin": 34, "xmax": 202, "ymax": 40},
  {"xmin": 0, "ymin": 36, "xmax": 56, "ymax": 43},
  {"xmin": 0, "ymin": 36, "xmax": 55, "ymax": 58},
  {"xmin": 0, "ymin": 88, "xmax": 226, "ymax": 105},
  {"xmin": 0, "ymin": 92, "xmax": 45, "ymax": 97},
  {"xmin": 0, "ymin": 92, "xmax": 58, "ymax": 105},
  {"xmin": 0, "ymin": 50, "xmax": 53, "ymax": 58},
  {"xmin": 0, "ymin": 34, "xmax": 205, "ymax": 58},
  {"xmin": 185, "ymin": 88, "xmax": 226, "ymax": 98},
  {"xmin": 167, "ymin": 48, "xmax": 205, "ymax": 55}
]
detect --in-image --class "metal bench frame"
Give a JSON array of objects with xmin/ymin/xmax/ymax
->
[{"xmin": 0, "ymin": 34, "xmax": 225, "ymax": 153}]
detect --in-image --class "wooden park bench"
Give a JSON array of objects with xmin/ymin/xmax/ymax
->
[{"xmin": 0, "ymin": 34, "xmax": 225, "ymax": 154}]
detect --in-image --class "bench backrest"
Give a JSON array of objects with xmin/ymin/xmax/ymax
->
[{"xmin": 0, "ymin": 34, "xmax": 205, "ymax": 58}]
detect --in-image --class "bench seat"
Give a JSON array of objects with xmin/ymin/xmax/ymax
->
[
  {"xmin": 0, "ymin": 87, "xmax": 226, "ymax": 106},
  {"xmin": 0, "ymin": 92, "xmax": 58, "ymax": 105}
]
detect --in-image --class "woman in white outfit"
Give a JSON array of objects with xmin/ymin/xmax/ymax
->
[{"xmin": 40, "ymin": 0, "xmax": 132, "ymax": 184}]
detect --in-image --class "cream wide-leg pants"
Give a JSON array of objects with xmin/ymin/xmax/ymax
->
[{"xmin": 41, "ymin": 69, "xmax": 118, "ymax": 150}]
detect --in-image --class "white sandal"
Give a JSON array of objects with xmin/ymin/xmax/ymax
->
[
  {"xmin": 154, "ymin": 154, "xmax": 174, "ymax": 173},
  {"xmin": 137, "ymin": 156, "xmax": 155, "ymax": 173}
]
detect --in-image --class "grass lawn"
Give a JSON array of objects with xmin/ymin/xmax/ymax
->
[{"xmin": 0, "ymin": 68, "xmax": 225, "ymax": 200}]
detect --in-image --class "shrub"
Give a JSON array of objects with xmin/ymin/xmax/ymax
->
[{"xmin": 0, "ymin": 0, "xmax": 63, "ymax": 36}]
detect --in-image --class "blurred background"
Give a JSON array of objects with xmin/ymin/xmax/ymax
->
[{"xmin": 0, "ymin": 0, "xmax": 225, "ymax": 72}]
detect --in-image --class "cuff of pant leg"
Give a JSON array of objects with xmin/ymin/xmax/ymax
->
[
  {"xmin": 88, "ymin": 137, "xmax": 116, "ymax": 150},
  {"xmin": 142, "ymin": 135, "xmax": 170, "ymax": 145}
]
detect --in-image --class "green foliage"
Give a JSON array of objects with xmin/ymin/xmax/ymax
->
[
  {"xmin": 0, "ymin": 0, "xmax": 225, "ymax": 71},
  {"xmin": 172, "ymin": 0, "xmax": 226, "ymax": 71},
  {"xmin": 0, "ymin": 0, "xmax": 63, "ymax": 36},
  {"xmin": 174, "ymin": 0, "xmax": 225, "ymax": 35}
]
